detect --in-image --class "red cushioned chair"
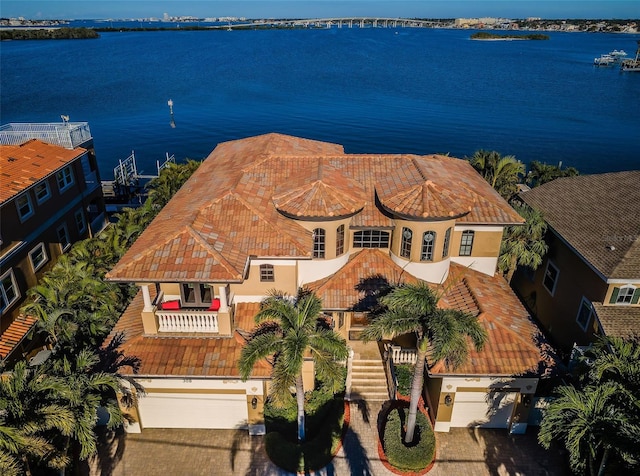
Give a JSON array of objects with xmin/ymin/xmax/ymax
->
[
  {"xmin": 208, "ymin": 298, "xmax": 221, "ymax": 311},
  {"xmin": 160, "ymin": 300, "xmax": 181, "ymax": 310}
]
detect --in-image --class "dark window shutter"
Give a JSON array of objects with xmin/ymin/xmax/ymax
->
[
  {"xmin": 609, "ymin": 287, "xmax": 619, "ymax": 304},
  {"xmin": 632, "ymin": 288, "xmax": 640, "ymax": 305}
]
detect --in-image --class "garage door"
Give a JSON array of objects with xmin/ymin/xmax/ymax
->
[
  {"xmin": 450, "ymin": 391, "xmax": 516, "ymax": 428},
  {"xmin": 138, "ymin": 392, "xmax": 249, "ymax": 429}
]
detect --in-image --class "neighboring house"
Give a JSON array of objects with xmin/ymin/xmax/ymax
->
[
  {"xmin": 512, "ymin": 171, "xmax": 640, "ymax": 353},
  {"xmin": 106, "ymin": 133, "xmax": 549, "ymax": 435},
  {"xmin": 0, "ymin": 122, "xmax": 106, "ymax": 363}
]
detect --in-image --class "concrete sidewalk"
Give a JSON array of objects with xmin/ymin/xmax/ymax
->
[{"xmin": 87, "ymin": 401, "xmax": 568, "ymax": 475}]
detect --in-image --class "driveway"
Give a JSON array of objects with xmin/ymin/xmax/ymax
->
[{"xmin": 86, "ymin": 402, "xmax": 568, "ymax": 475}]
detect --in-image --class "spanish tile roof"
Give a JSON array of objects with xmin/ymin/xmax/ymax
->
[
  {"xmin": 592, "ymin": 303, "xmax": 640, "ymax": 339},
  {"xmin": 0, "ymin": 314, "xmax": 38, "ymax": 359},
  {"xmin": 308, "ymin": 250, "xmax": 545, "ymax": 376},
  {"xmin": 0, "ymin": 139, "xmax": 85, "ymax": 203},
  {"xmin": 519, "ymin": 171, "xmax": 640, "ymax": 280},
  {"xmin": 108, "ymin": 291, "xmax": 270, "ymax": 378},
  {"xmin": 107, "ymin": 133, "xmax": 523, "ymax": 283}
]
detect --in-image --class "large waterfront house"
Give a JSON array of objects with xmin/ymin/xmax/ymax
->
[
  {"xmin": 512, "ymin": 171, "xmax": 640, "ymax": 353},
  {"xmin": 0, "ymin": 122, "xmax": 107, "ymax": 364},
  {"xmin": 106, "ymin": 133, "xmax": 550, "ymax": 434}
]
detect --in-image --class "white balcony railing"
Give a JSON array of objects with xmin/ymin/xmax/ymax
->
[
  {"xmin": 157, "ymin": 310, "xmax": 219, "ymax": 333},
  {"xmin": 389, "ymin": 345, "xmax": 417, "ymax": 365},
  {"xmin": 0, "ymin": 122, "xmax": 92, "ymax": 149}
]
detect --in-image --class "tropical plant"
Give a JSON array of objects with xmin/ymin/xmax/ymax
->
[
  {"xmin": 538, "ymin": 382, "xmax": 640, "ymax": 476},
  {"xmin": 468, "ymin": 149, "xmax": 525, "ymax": 200},
  {"xmin": 539, "ymin": 336, "xmax": 640, "ymax": 475},
  {"xmin": 498, "ymin": 203, "xmax": 549, "ymax": 282},
  {"xmin": 238, "ymin": 288, "xmax": 349, "ymax": 443},
  {"xmin": 361, "ymin": 281, "xmax": 487, "ymax": 443},
  {"xmin": 146, "ymin": 159, "xmax": 201, "ymax": 209},
  {"xmin": 526, "ymin": 160, "xmax": 579, "ymax": 188},
  {"xmin": 0, "ymin": 361, "xmax": 74, "ymax": 475}
]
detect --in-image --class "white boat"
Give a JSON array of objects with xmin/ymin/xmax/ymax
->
[
  {"xmin": 609, "ymin": 49, "xmax": 627, "ymax": 59},
  {"xmin": 594, "ymin": 54, "xmax": 615, "ymax": 66}
]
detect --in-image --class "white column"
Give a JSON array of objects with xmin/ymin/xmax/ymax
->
[
  {"xmin": 218, "ymin": 285, "xmax": 229, "ymax": 312},
  {"xmin": 141, "ymin": 284, "xmax": 153, "ymax": 311}
]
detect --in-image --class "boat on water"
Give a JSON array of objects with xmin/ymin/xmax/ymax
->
[
  {"xmin": 621, "ymin": 41, "xmax": 640, "ymax": 72},
  {"xmin": 594, "ymin": 49, "xmax": 627, "ymax": 66}
]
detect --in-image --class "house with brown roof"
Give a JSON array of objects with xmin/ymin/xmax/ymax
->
[
  {"xmin": 0, "ymin": 122, "xmax": 107, "ymax": 364},
  {"xmin": 512, "ymin": 171, "xmax": 640, "ymax": 352},
  {"xmin": 106, "ymin": 133, "xmax": 549, "ymax": 434}
]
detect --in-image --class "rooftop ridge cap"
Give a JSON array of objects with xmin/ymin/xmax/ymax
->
[{"xmin": 185, "ymin": 225, "xmax": 244, "ymax": 279}]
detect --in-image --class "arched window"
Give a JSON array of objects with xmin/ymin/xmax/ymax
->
[
  {"xmin": 442, "ymin": 227, "xmax": 452, "ymax": 258},
  {"xmin": 313, "ymin": 228, "xmax": 325, "ymax": 258},
  {"xmin": 421, "ymin": 231, "xmax": 436, "ymax": 261},
  {"xmin": 616, "ymin": 285, "xmax": 637, "ymax": 304},
  {"xmin": 459, "ymin": 230, "xmax": 474, "ymax": 256},
  {"xmin": 400, "ymin": 227, "xmax": 412, "ymax": 259},
  {"xmin": 336, "ymin": 225, "xmax": 345, "ymax": 256}
]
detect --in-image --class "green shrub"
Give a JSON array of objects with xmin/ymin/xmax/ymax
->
[
  {"xmin": 395, "ymin": 364, "xmax": 414, "ymax": 396},
  {"xmin": 383, "ymin": 407, "xmax": 435, "ymax": 472},
  {"xmin": 265, "ymin": 398, "xmax": 345, "ymax": 472}
]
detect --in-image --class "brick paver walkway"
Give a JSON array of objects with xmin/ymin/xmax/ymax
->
[{"xmin": 87, "ymin": 401, "xmax": 568, "ymax": 475}]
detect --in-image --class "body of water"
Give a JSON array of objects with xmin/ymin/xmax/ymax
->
[{"xmin": 2, "ymin": 26, "xmax": 639, "ymax": 178}]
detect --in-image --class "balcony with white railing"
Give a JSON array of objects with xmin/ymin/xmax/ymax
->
[
  {"xmin": 0, "ymin": 122, "xmax": 92, "ymax": 149},
  {"xmin": 156, "ymin": 309, "xmax": 219, "ymax": 333},
  {"xmin": 388, "ymin": 344, "xmax": 418, "ymax": 365}
]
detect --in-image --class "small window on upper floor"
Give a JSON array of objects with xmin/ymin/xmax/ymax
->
[
  {"xmin": 576, "ymin": 297, "xmax": 593, "ymax": 332},
  {"xmin": 610, "ymin": 285, "xmax": 639, "ymax": 305},
  {"xmin": 0, "ymin": 269, "xmax": 19, "ymax": 315},
  {"xmin": 459, "ymin": 230, "xmax": 474, "ymax": 257},
  {"xmin": 57, "ymin": 166, "xmax": 74, "ymax": 193},
  {"xmin": 260, "ymin": 264, "xmax": 275, "ymax": 282},
  {"xmin": 57, "ymin": 223, "xmax": 71, "ymax": 252},
  {"xmin": 29, "ymin": 243, "xmax": 48, "ymax": 272},
  {"xmin": 34, "ymin": 182, "xmax": 51, "ymax": 204},
  {"xmin": 336, "ymin": 225, "xmax": 345, "ymax": 256},
  {"xmin": 16, "ymin": 193, "xmax": 34, "ymax": 222},
  {"xmin": 353, "ymin": 230, "xmax": 390, "ymax": 249},
  {"xmin": 181, "ymin": 283, "xmax": 213, "ymax": 307},
  {"xmin": 74, "ymin": 209, "xmax": 86, "ymax": 234},
  {"xmin": 421, "ymin": 231, "xmax": 436, "ymax": 261},
  {"xmin": 400, "ymin": 228, "xmax": 412, "ymax": 259},
  {"xmin": 313, "ymin": 228, "xmax": 326, "ymax": 259},
  {"xmin": 543, "ymin": 260, "xmax": 559, "ymax": 296},
  {"xmin": 442, "ymin": 227, "xmax": 452, "ymax": 258}
]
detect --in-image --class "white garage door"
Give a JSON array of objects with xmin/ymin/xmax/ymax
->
[
  {"xmin": 138, "ymin": 392, "xmax": 249, "ymax": 429},
  {"xmin": 450, "ymin": 391, "xmax": 516, "ymax": 428}
]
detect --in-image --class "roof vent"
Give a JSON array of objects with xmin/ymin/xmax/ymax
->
[
  {"xmin": 7, "ymin": 157, "xmax": 18, "ymax": 162},
  {"xmin": 606, "ymin": 245, "xmax": 616, "ymax": 251}
]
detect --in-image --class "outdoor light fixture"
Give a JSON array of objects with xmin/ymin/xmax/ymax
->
[
  {"xmin": 522, "ymin": 394, "xmax": 532, "ymax": 408},
  {"xmin": 251, "ymin": 397, "xmax": 258, "ymax": 409},
  {"xmin": 444, "ymin": 394, "xmax": 453, "ymax": 406}
]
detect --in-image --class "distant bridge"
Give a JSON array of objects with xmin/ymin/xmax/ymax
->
[{"xmin": 213, "ymin": 17, "xmax": 445, "ymax": 30}]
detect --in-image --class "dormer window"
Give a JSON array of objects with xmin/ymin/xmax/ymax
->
[
  {"xmin": 613, "ymin": 285, "xmax": 637, "ymax": 305},
  {"xmin": 400, "ymin": 228, "xmax": 412, "ymax": 259},
  {"xmin": 421, "ymin": 231, "xmax": 436, "ymax": 262},
  {"xmin": 313, "ymin": 228, "xmax": 325, "ymax": 258}
]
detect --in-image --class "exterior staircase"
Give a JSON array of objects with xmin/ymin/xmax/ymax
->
[{"xmin": 347, "ymin": 358, "xmax": 390, "ymax": 404}]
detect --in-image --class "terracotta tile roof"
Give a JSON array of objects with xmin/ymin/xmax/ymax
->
[
  {"xmin": 308, "ymin": 251, "xmax": 544, "ymax": 376},
  {"xmin": 107, "ymin": 134, "xmax": 522, "ymax": 284},
  {"xmin": 520, "ymin": 171, "xmax": 640, "ymax": 279},
  {"xmin": 592, "ymin": 303, "xmax": 640, "ymax": 339},
  {"xmin": 108, "ymin": 291, "xmax": 270, "ymax": 378},
  {"xmin": 0, "ymin": 314, "xmax": 38, "ymax": 359},
  {"xmin": 0, "ymin": 139, "xmax": 85, "ymax": 203},
  {"xmin": 307, "ymin": 249, "xmax": 419, "ymax": 310}
]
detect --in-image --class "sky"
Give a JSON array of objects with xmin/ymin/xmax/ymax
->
[{"xmin": 2, "ymin": 1, "xmax": 639, "ymax": 20}]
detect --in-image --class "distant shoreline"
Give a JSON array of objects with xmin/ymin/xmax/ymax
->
[{"xmin": 470, "ymin": 32, "xmax": 550, "ymax": 40}]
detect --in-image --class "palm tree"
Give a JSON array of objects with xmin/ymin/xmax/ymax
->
[
  {"xmin": 580, "ymin": 335, "xmax": 640, "ymax": 394},
  {"xmin": 468, "ymin": 149, "xmax": 525, "ymax": 200},
  {"xmin": 0, "ymin": 361, "xmax": 74, "ymax": 475},
  {"xmin": 498, "ymin": 203, "xmax": 549, "ymax": 282},
  {"xmin": 361, "ymin": 281, "xmax": 487, "ymax": 444},
  {"xmin": 146, "ymin": 159, "xmax": 201, "ymax": 209},
  {"xmin": 538, "ymin": 382, "xmax": 640, "ymax": 476},
  {"xmin": 238, "ymin": 288, "xmax": 348, "ymax": 443},
  {"xmin": 526, "ymin": 160, "xmax": 579, "ymax": 188}
]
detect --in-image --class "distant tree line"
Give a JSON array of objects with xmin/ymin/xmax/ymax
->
[
  {"xmin": 471, "ymin": 31, "xmax": 550, "ymax": 40},
  {"xmin": 0, "ymin": 27, "xmax": 98, "ymax": 40}
]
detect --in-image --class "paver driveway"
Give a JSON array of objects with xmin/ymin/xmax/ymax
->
[{"xmin": 86, "ymin": 401, "xmax": 568, "ymax": 475}]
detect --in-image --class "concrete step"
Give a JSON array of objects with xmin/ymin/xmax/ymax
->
[{"xmin": 349, "ymin": 358, "xmax": 389, "ymax": 402}]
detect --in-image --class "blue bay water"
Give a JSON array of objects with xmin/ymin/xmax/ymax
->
[{"xmin": 1, "ymin": 27, "xmax": 639, "ymax": 177}]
